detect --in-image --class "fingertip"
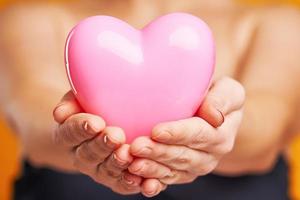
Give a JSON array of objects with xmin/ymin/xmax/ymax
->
[
  {"xmin": 122, "ymin": 172, "xmax": 143, "ymax": 187},
  {"xmin": 151, "ymin": 122, "xmax": 174, "ymax": 142},
  {"xmin": 130, "ymin": 137, "xmax": 151, "ymax": 156},
  {"xmin": 53, "ymin": 99, "xmax": 82, "ymax": 124},
  {"xmin": 87, "ymin": 115, "xmax": 106, "ymax": 133},
  {"xmin": 128, "ymin": 159, "xmax": 143, "ymax": 174},
  {"xmin": 114, "ymin": 144, "xmax": 133, "ymax": 164},
  {"xmin": 141, "ymin": 179, "xmax": 161, "ymax": 197},
  {"xmin": 151, "ymin": 123, "xmax": 165, "ymax": 138},
  {"xmin": 103, "ymin": 127, "xmax": 126, "ymax": 145},
  {"xmin": 53, "ymin": 103, "xmax": 68, "ymax": 123},
  {"xmin": 197, "ymin": 103, "xmax": 224, "ymax": 128}
]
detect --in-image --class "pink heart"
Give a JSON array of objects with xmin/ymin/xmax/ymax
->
[{"xmin": 65, "ymin": 13, "xmax": 215, "ymax": 143}]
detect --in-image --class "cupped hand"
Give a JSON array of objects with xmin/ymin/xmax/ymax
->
[
  {"xmin": 53, "ymin": 91, "xmax": 142, "ymax": 195},
  {"xmin": 128, "ymin": 77, "xmax": 245, "ymax": 196}
]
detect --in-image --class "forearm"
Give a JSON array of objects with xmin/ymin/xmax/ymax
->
[
  {"xmin": 2, "ymin": 83, "xmax": 76, "ymax": 172},
  {"xmin": 214, "ymin": 93, "xmax": 296, "ymax": 175}
]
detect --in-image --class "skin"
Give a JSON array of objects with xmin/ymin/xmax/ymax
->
[{"xmin": 0, "ymin": 0, "xmax": 300, "ymax": 197}]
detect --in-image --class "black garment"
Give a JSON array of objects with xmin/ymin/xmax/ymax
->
[{"xmin": 14, "ymin": 157, "xmax": 289, "ymax": 200}]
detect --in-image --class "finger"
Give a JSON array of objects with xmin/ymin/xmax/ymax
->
[
  {"xmin": 131, "ymin": 137, "xmax": 215, "ymax": 174},
  {"xmin": 159, "ymin": 170, "xmax": 197, "ymax": 185},
  {"xmin": 97, "ymin": 144, "xmax": 133, "ymax": 178},
  {"xmin": 54, "ymin": 113, "xmax": 105, "ymax": 147},
  {"xmin": 53, "ymin": 91, "xmax": 83, "ymax": 123},
  {"xmin": 128, "ymin": 158, "xmax": 172, "ymax": 179},
  {"xmin": 73, "ymin": 127, "xmax": 126, "ymax": 172},
  {"xmin": 128, "ymin": 158, "xmax": 194, "ymax": 184},
  {"xmin": 197, "ymin": 77, "xmax": 245, "ymax": 127},
  {"xmin": 211, "ymin": 110, "xmax": 243, "ymax": 156},
  {"xmin": 152, "ymin": 117, "xmax": 219, "ymax": 150},
  {"xmin": 95, "ymin": 144, "xmax": 142, "ymax": 195},
  {"xmin": 115, "ymin": 172, "xmax": 142, "ymax": 195},
  {"xmin": 141, "ymin": 179, "xmax": 167, "ymax": 198}
]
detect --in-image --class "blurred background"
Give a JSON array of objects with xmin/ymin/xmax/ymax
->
[{"xmin": 0, "ymin": 0, "xmax": 299, "ymax": 200}]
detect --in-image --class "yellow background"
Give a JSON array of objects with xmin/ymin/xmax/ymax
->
[{"xmin": 0, "ymin": 0, "xmax": 299, "ymax": 200}]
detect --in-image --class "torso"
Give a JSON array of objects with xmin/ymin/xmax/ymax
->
[{"xmin": 54, "ymin": 1, "xmax": 259, "ymax": 80}]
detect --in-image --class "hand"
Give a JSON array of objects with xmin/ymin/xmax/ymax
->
[
  {"xmin": 53, "ymin": 91, "xmax": 142, "ymax": 195},
  {"xmin": 128, "ymin": 77, "xmax": 245, "ymax": 196}
]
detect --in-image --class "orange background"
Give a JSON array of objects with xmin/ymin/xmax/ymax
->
[{"xmin": 0, "ymin": 1, "xmax": 299, "ymax": 200}]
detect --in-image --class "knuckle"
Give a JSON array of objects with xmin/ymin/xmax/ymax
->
[
  {"xmin": 154, "ymin": 149, "xmax": 168, "ymax": 162},
  {"xmin": 136, "ymin": 164, "xmax": 147, "ymax": 175},
  {"xmin": 93, "ymin": 136, "xmax": 113, "ymax": 156},
  {"xmin": 181, "ymin": 175, "xmax": 197, "ymax": 184},
  {"xmin": 215, "ymin": 139, "xmax": 235, "ymax": 155},
  {"xmin": 222, "ymin": 77, "xmax": 246, "ymax": 105},
  {"xmin": 190, "ymin": 127, "xmax": 211, "ymax": 149},
  {"xmin": 161, "ymin": 171, "xmax": 196, "ymax": 185},
  {"xmin": 76, "ymin": 143, "xmax": 99, "ymax": 164},
  {"xmin": 197, "ymin": 164, "xmax": 215, "ymax": 176},
  {"xmin": 70, "ymin": 120, "xmax": 86, "ymax": 140},
  {"xmin": 221, "ymin": 143, "xmax": 234, "ymax": 155},
  {"xmin": 160, "ymin": 178, "xmax": 174, "ymax": 185},
  {"xmin": 160, "ymin": 170, "xmax": 180, "ymax": 185},
  {"xmin": 101, "ymin": 162, "xmax": 121, "ymax": 178},
  {"xmin": 174, "ymin": 148, "xmax": 192, "ymax": 168},
  {"xmin": 209, "ymin": 93, "xmax": 225, "ymax": 110},
  {"xmin": 190, "ymin": 154, "xmax": 216, "ymax": 175},
  {"xmin": 155, "ymin": 125, "xmax": 179, "ymax": 143},
  {"xmin": 67, "ymin": 116, "xmax": 82, "ymax": 131},
  {"xmin": 130, "ymin": 160, "xmax": 149, "ymax": 175},
  {"xmin": 60, "ymin": 120, "xmax": 81, "ymax": 144},
  {"xmin": 106, "ymin": 169, "xmax": 121, "ymax": 178},
  {"xmin": 194, "ymin": 131, "xmax": 209, "ymax": 144},
  {"xmin": 164, "ymin": 128, "xmax": 178, "ymax": 141},
  {"xmin": 115, "ymin": 179, "xmax": 139, "ymax": 195}
]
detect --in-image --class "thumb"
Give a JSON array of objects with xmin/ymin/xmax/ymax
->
[
  {"xmin": 197, "ymin": 77, "xmax": 245, "ymax": 127},
  {"xmin": 53, "ymin": 90, "xmax": 83, "ymax": 124}
]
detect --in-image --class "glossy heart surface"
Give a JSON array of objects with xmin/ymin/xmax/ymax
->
[{"xmin": 65, "ymin": 13, "xmax": 215, "ymax": 143}]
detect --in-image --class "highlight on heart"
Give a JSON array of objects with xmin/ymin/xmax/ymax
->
[{"xmin": 0, "ymin": 1, "xmax": 299, "ymax": 200}]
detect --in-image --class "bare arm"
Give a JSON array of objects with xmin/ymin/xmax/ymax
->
[
  {"xmin": 0, "ymin": 4, "xmax": 78, "ymax": 171},
  {"xmin": 215, "ymin": 7, "xmax": 300, "ymax": 175}
]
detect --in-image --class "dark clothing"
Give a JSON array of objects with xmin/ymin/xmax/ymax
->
[{"xmin": 14, "ymin": 157, "xmax": 289, "ymax": 200}]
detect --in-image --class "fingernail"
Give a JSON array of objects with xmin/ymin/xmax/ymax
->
[
  {"xmin": 136, "ymin": 147, "xmax": 152, "ymax": 156},
  {"xmin": 146, "ymin": 188, "xmax": 158, "ymax": 196},
  {"xmin": 166, "ymin": 171, "xmax": 175, "ymax": 178},
  {"xmin": 130, "ymin": 162, "xmax": 144, "ymax": 173},
  {"xmin": 153, "ymin": 131, "xmax": 171, "ymax": 141},
  {"xmin": 112, "ymin": 153, "xmax": 128, "ymax": 167},
  {"xmin": 83, "ymin": 121, "xmax": 97, "ymax": 135},
  {"xmin": 104, "ymin": 135, "xmax": 117, "ymax": 148},
  {"xmin": 217, "ymin": 109, "xmax": 225, "ymax": 124},
  {"xmin": 123, "ymin": 174, "xmax": 135, "ymax": 185}
]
